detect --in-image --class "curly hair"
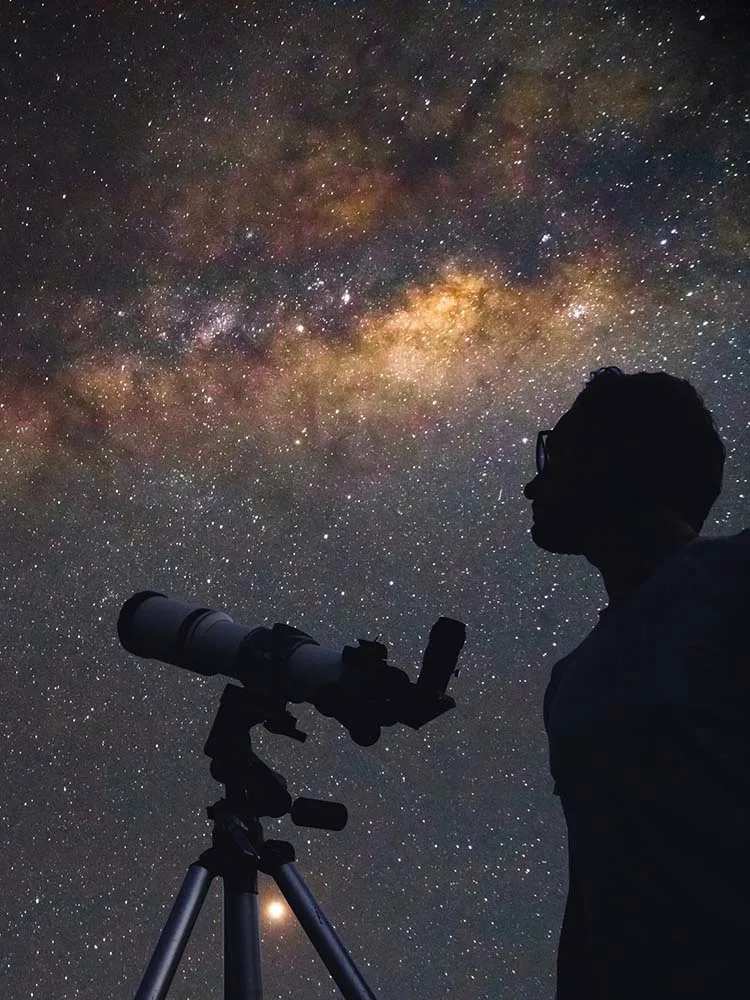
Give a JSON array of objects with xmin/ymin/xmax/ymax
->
[{"xmin": 567, "ymin": 366, "xmax": 726, "ymax": 534}]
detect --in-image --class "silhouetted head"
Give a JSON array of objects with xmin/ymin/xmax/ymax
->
[{"xmin": 524, "ymin": 366, "xmax": 726, "ymax": 557}]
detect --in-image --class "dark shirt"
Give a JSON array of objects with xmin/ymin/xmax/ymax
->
[{"xmin": 544, "ymin": 528, "xmax": 750, "ymax": 999}]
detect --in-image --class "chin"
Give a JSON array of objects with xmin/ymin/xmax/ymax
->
[{"xmin": 530, "ymin": 516, "xmax": 586, "ymax": 555}]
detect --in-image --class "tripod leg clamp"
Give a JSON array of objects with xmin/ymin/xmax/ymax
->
[{"xmin": 257, "ymin": 839, "xmax": 296, "ymax": 876}]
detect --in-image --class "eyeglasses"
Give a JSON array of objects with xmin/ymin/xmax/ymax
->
[{"xmin": 536, "ymin": 430, "xmax": 551, "ymax": 474}]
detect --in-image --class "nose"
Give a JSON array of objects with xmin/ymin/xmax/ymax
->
[{"xmin": 524, "ymin": 475, "xmax": 539, "ymax": 501}]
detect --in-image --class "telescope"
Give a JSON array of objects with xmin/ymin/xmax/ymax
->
[
  {"xmin": 117, "ymin": 590, "xmax": 466, "ymax": 999},
  {"xmin": 118, "ymin": 589, "xmax": 466, "ymax": 746}
]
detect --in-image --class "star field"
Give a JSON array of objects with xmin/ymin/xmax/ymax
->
[{"xmin": 2, "ymin": 1, "xmax": 748, "ymax": 998}]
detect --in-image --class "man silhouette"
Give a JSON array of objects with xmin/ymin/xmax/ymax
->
[{"xmin": 523, "ymin": 366, "xmax": 749, "ymax": 999}]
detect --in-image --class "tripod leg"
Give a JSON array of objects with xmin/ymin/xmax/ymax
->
[
  {"xmin": 134, "ymin": 862, "xmax": 215, "ymax": 1000},
  {"xmin": 274, "ymin": 862, "xmax": 378, "ymax": 1000},
  {"xmin": 223, "ymin": 866, "xmax": 263, "ymax": 1000}
]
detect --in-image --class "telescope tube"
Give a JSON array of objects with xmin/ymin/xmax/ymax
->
[{"xmin": 117, "ymin": 590, "xmax": 344, "ymax": 702}]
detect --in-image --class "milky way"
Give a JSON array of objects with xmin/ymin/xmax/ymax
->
[
  {"xmin": 2, "ymin": 2, "xmax": 748, "ymax": 999},
  {"xmin": 4, "ymin": 1, "xmax": 747, "ymax": 500}
]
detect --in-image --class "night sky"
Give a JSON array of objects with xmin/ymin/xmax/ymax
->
[{"xmin": 3, "ymin": 1, "xmax": 749, "ymax": 997}]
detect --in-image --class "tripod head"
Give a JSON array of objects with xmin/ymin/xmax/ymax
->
[
  {"xmin": 207, "ymin": 682, "xmax": 348, "ymax": 835},
  {"xmin": 118, "ymin": 590, "xmax": 466, "ymax": 746}
]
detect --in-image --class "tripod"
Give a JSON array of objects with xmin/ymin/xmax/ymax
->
[{"xmin": 134, "ymin": 683, "xmax": 378, "ymax": 1000}]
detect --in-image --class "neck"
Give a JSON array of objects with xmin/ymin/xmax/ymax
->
[{"xmin": 586, "ymin": 505, "xmax": 697, "ymax": 611}]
